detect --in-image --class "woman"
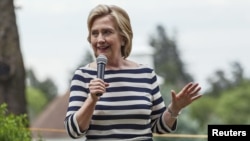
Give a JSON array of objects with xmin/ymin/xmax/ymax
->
[{"xmin": 64, "ymin": 4, "xmax": 202, "ymax": 141}]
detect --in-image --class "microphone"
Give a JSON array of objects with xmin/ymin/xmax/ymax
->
[{"xmin": 96, "ymin": 54, "xmax": 107, "ymax": 96}]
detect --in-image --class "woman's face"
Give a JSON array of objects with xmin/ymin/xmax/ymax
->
[{"xmin": 90, "ymin": 15, "xmax": 123, "ymax": 60}]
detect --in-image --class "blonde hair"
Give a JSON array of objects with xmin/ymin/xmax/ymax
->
[{"xmin": 87, "ymin": 4, "xmax": 133, "ymax": 58}]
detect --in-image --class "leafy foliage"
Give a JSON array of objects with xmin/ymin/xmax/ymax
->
[
  {"xmin": 150, "ymin": 25, "xmax": 193, "ymax": 88},
  {"xmin": 206, "ymin": 61, "xmax": 244, "ymax": 97},
  {"xmin": 189, "ymin": 80, "xmax": 250, "ymax": 130},
  {"xmin": 68, "ymin": 49, "xmax": 94, "ymax": 83},
  {"xmin": 26, "ymin": 69, "xmax": 58, "ymax": 101},
  {"xmin": 189, "ymin": 95, "xmax": 220, "ymax": 129},
  {"xmin": 26, "ymin": 87, "xmax": 48, "ymax": 120},
  {"xmin": 25, "ymin": 69, "xmax": 58, "ymax": 121},
  {"xmin": 215, "ymin": 81, "xmax": 250, "ymax": 124},
  {"xmin": 0, "ymin": 103, "xmax": 31, "ymax": 141}
]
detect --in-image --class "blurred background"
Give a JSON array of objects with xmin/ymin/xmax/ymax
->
[{"xmin": 0, "ymin": 0, "xmax": 249, "ymax": 141}]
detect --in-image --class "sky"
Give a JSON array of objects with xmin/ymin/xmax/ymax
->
[{"xmin": 14, "ymin": 0, "xmax": 250, "ymax": 95}]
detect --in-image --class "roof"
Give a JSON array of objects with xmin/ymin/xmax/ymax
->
[{"xmin": 31, "ymin": 91, "xmax": 70, "ymax": 138}]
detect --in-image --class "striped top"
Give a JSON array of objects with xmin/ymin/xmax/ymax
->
[{"xmin": 64, "ymin": 64, "xmax": 177, "ymax": 141}]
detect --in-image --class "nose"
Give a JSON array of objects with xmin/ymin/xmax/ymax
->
[{"xmin": 97, "ymin": 34, "xmax": 105, "ymax": 43}]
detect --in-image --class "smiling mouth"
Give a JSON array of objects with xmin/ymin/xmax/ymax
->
[{"xmin": 98, "ymin": 46, "xmax": 109, "ymax": 51}]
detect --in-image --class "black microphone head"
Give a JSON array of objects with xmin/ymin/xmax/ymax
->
[{"xmin": 97, "ymin": 54, "xmax": 107, "ymax": 64}]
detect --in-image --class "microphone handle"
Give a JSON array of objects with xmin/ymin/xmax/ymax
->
[
  {"xmin": 97, "ymin": 63, "xmax": 105, "ymax": 79},
  {"xmin": 96, "ymin": 63, "xmax": 105, "ymax": 96}
]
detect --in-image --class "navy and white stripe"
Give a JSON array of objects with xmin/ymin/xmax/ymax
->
[{"xmin": 64, "ymin": 64, "xmax": 176, "ymax": 140}]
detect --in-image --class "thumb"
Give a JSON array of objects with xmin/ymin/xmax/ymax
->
[
  {"xmin": 104, "ymin": 82, "xmax": 109, "ymax": 87},
  {"xmin": 171, "ymin": 90, "xmax": 177, "ymax": 101}
]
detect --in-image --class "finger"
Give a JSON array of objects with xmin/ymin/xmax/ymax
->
[
  {"xmin": 186, "ymin": 82, "xmax": 197, "ymax": 90},
  {"xmin": 90, "ymin": 87, "xmax": 105, "ymax": 95},
  {"xmin": 181, "ymin": 82, "xmax": 194, "ymax": 94},
  {"xmin": 189, "ymin": 86, "xmax": 201, "ymax": 96},
  {"xmin": 104, "ymin": 82, "xmax": 109, "ymax": 87},
  {"xmin": 89, "ymin": 82, "xmax": 106, "ymax": 91},
  {"xmin": 187, "ymin": 83, "xmax": 201, "ymax": 94},
  {"xmin": 91, "ymin": 78, "xmax": 104, "ymax": 83},
  {"xmin": 92, "ymin": 80, "xmax": 106, "ymax": 87},
  {"xmin": 191, "ymin": 94, "xmax": 202, "ymax": 101}
]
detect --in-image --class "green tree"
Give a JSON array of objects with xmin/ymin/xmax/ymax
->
[
  {"xmin": 150, "ymin": 25, "xmax": 193, "ymax": 89},
  {"xmin": 215, "ymin": 81, "xmax": 250, "ymax": 124},
  {"xmin": 206, "ymin": 61, "xmax": 245, "ymax": 97},
  {"xmin": 68, "ymin": 49, "xmax": 94, "ymax": 83},
  {"xmin": 230, "ymin": 61, "xmax": 244, "ymax": 86},
  {"xmin": 38, "ymin": 78, "xmax": 58, "ymax": 100},
  {"xmin": 189, "ymin": 62, "xmax": 250, "ymax": 130},
  {"xmin": 26, "ymin": 87, "xmax": 48, "ymax": 121},
  {"xmin": 26, "ymin": 69, "xmax": 58, "ymax": 101},
  {"xmin": 189, "ymin": 95, "xmax": 220, "ymax": 130},
  {"xmin": 25, "ymin": 69, "xmax": 57, "ymax": 121}
]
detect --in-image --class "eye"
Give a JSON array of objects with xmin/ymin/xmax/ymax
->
[
  {"xmin": 103, "ymin": 29, "xmax": 112, "ymax": 35},
  {"xmin": 91, "ymin": 31, "xmax": 98, "ymax": 37}
]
